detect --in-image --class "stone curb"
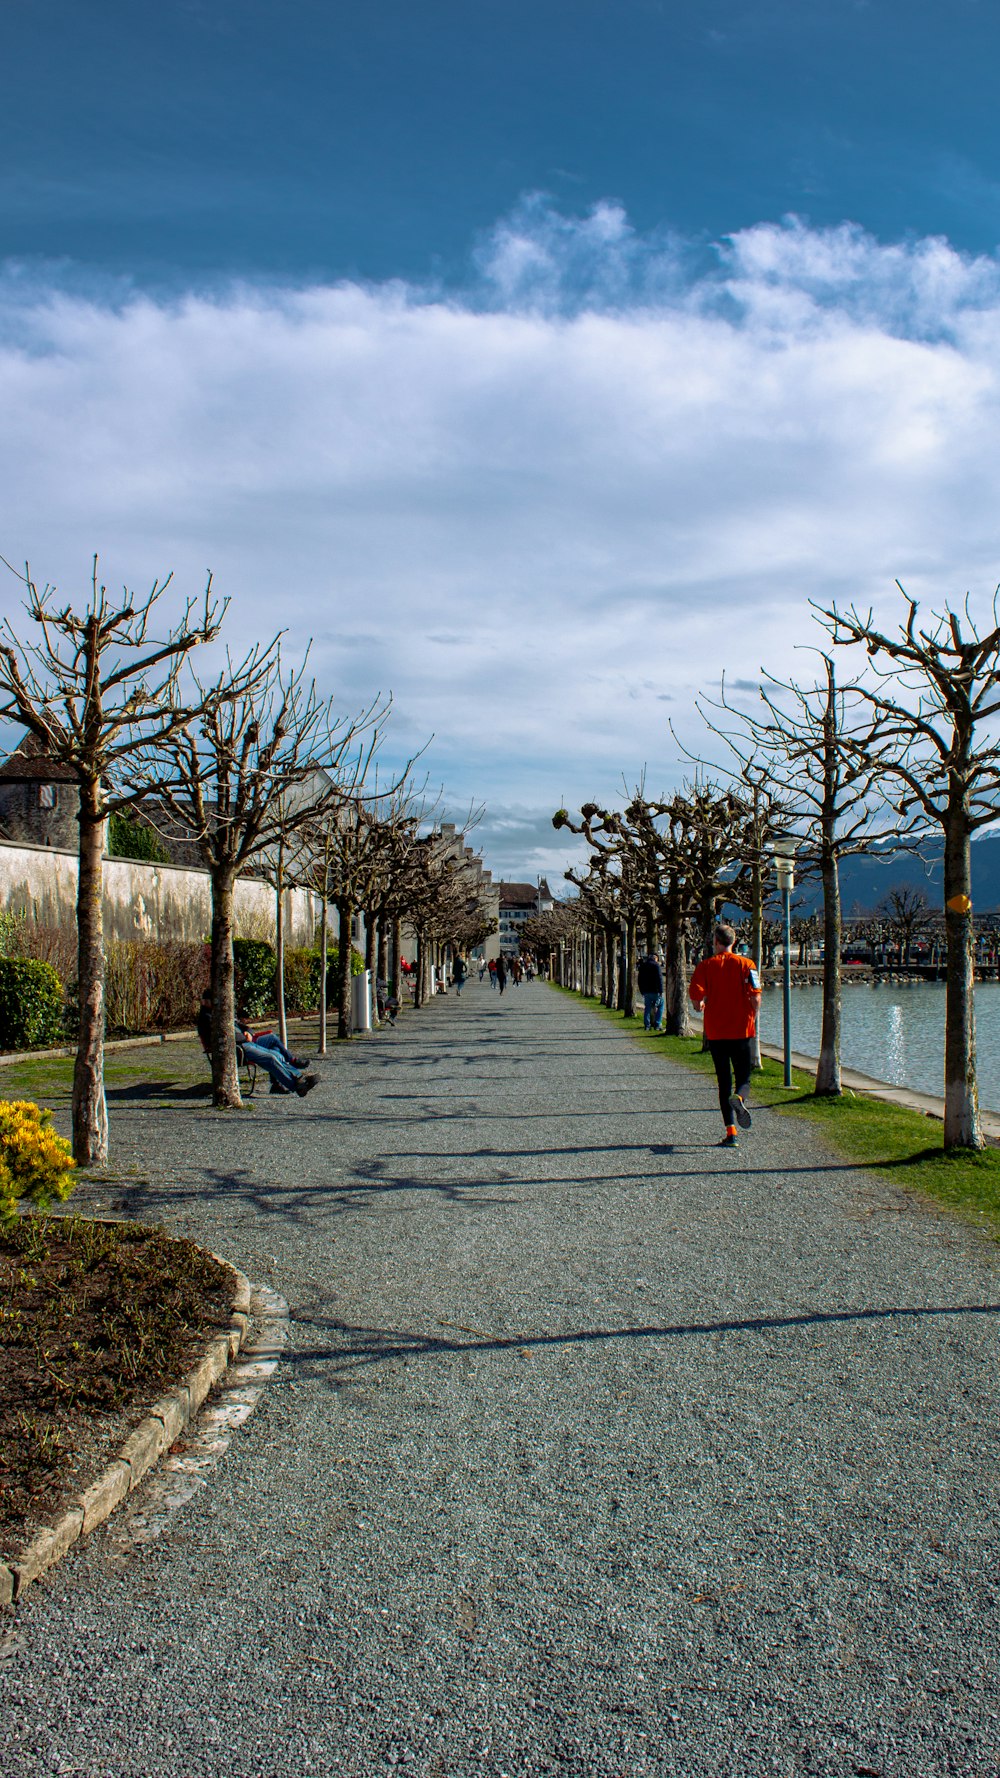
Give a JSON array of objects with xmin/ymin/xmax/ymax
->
[
  {"xmin": 0, "ymin": 1258, "xmax": 254, "ymax": 1606},
  {"xmin": 0, "ymin": 1031, "xmax": 195, "ymax": 1067}
]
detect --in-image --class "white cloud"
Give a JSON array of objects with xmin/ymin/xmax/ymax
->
[{"xmin": 2, "ymin": 206, "xmax": 1000, "ymax": 878}]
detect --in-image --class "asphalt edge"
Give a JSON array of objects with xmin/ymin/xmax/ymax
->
[{"xmin": 0, "ymin": 1255, "xmax": 254, "ymax": 1606}]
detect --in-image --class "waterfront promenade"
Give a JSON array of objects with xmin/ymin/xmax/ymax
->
[{"xmin": 7, "ymin": 983, "xmax": 1000, "ymax": 1777}]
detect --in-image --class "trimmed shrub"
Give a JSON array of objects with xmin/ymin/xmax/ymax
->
[
  {"xmin": 233, "ymin": 938, "xmax": 277, "ymax": 1018},
  {"xmin": 282, "ymin": 945, "xmax": 367, "ymax": 1014},
  {"xmin": 104, "ymin": 940, "xmax": 206, "ymax": 1034},
  {"xmin": 19, "ymin": 922, "xmax": 77, "ymax": 986},
  {"xmin": 0, "ymin": 911, "xmax": 27, "ymax": 957},
  {"xmin": 0, "ymin": 1101, "xmax": 75, "ymax": 1224},
  {"xmin": 0, "ymin": 958, "xmax": 65, "ymax": 1050},
  {"xmin": 283, "ymin": 946, "xmax": 321, "ymax": 1014}
]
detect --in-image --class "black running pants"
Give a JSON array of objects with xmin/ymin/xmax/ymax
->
[{"xmin": 708, "ymin": 1038, "xmax": 752, "ymax": 1122}]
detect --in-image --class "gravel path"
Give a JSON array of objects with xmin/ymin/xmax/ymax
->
[{"xmin": 7, "ymin": 982, "xmax": 1000, "ymax": 1777}]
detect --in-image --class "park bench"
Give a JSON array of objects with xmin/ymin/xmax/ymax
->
[{"xmin": 198, "ymin": 1029, "xmax": 259, "ymax": 1096}]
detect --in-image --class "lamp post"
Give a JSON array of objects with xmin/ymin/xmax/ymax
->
[{"xmin": 772, "ymin": 836, "xmax": 798, "ymax": 1087}]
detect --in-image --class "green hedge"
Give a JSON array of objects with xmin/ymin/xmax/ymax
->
[
  {"xmin": 0, "ymin": 958, "xmax": 65, "ymax": 1049},
  {"xmin": 233, "ymin": 938, "xmax": 277, "ymax": 1018},
  {"xmin": 282, "ymin": 945, "xmax": 367, "ymax": 1013},
  {"xmin": 233, "ymin": 938, "xmax": 366, "ymax": 1017}
]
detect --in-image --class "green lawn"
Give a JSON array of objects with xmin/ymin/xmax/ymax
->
[{"xmin": 554, "ymin": 986, "xmax": 1000, "ymax": 1238}]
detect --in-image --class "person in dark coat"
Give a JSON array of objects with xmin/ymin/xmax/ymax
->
[
  {"xmin": 495, "ymin": 953, "xmax": 508, "ymax": 995},
  {"xmin": 637, "ymin": 952, "xmax": 664, "ymax": 1030}
]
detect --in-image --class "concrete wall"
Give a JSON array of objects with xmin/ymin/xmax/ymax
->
[{"xmin": 0, "ymin": 839, "xmax": 321, "ymax": 948}]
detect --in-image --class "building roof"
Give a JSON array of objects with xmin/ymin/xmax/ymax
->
[
  {"xmin": 498, "ymin": 881, "xmax": 540, "ymax": 908},
  {"xmin": 0, "ymin": 731, "xmax": 79, "ymax": 783}
]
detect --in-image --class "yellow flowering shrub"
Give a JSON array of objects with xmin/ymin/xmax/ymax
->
[{"xmin": 0, "ymin": 1101, "xmax": 75, "ymax": 1224}]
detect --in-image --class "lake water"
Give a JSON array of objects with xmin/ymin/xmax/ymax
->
[{"xmin": 759, "ymin": 980, "xmax": 1000, "ymax": 1111}]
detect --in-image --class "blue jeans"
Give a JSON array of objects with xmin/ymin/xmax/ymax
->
[
  {"xmin": 642, "ymin": 991, "xmax": 663, "ymax": 1029},
  {"xmin": 240, "ymin": 1033, "xmax": 301, "ymax": 1093}
]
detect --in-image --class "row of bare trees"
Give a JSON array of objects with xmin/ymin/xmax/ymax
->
[
  {"xmin": 545, "ymin": 585, "xmax": 1000, "ymax": 1153},
  {"xmin": 0, "ymin": 560, "xmax": 493, "ymax": 1164}
]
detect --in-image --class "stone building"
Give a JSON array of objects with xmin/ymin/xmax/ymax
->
[
  {"xmin": 0, "ymin": 733, "xmax": 80, "ymax": 849},
  {"xmin": 498, "ymin": 877, "xmax": 555, "ymax": 956}
]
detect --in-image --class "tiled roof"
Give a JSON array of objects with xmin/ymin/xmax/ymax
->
[
  {"xmin": 498, "ymin": 881, "xmax": 539, "ymax": 907},
  {"xmin": 0, "ymin": 731, "xmax": 80, "ymax": 783}
]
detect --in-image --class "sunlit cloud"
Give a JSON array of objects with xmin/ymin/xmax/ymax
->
[{"xmin": 2, "ymin": 203, "xmax": 1000, "ymax": 877}]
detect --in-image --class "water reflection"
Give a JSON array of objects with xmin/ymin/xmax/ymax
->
[
  {"xmin": 760, "ymin": 981, "xmax": 1000, "ymax": 1110},
  {"xmin": 886, "ymin": 1000, "xmax": 906, "ymax": 1085}
]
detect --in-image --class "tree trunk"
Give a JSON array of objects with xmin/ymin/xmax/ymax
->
[
  {"xmin": 391, "ymin": 918, "xmax": 402, "ymax": 1001},
  {"xmin": 376, "ymin": 918, "xmax": 388, "ymax": 995},
  {"xmin": 604, "ymin": 923, "xmax": 619, "ymax": 1009},
  {"xmin": 623, "ymin": 914, "xmax": 637, "ymax": 1018},
  {"xmin": 274, "ymin": 847, "xmax": 287, "ymax": 1046},
  {"xmin": 318, "ymin": 894, "xmax": 328, "ymax": 1056},
  {"xmin": 415, "ymin": 931, "xmax": 425, "ymax": 1008},
  {"xmin": 749, "ymin": 851, "xmax": 763, "ymax": 1070},
  {"xmin": 663, "ymin": 899, "xmax": 691, "ymax": 1037},
  {"xmin": 815, "ymin": 841, "xmax": 843, "ymax": 1096},
  {"xmin": 209, "ymin": 864, "xmax": 242, "ymax": 1109},
  {"xmin": 364, "ymin": 910, "xmax": 377, "ymax": 982},
  {"xmin": 72, "ymin": 778, "xmax": 109, "ymax": 1164},
  {"xmin": 943, "ymin": 805, "xmax": 981, "ymax": 1148},
  {"xmin": 335, "ymin": 897, "xmax": 354, "ymax": 1039}
]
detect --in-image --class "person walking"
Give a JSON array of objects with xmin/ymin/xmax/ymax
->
[
  {"xmin": 489, "ymin": 958, "xmax": 498, "ymax": 990},
  {"xmin": 495, "ymin": 953, "xmax": 508, "ymax": 995},
  {"xmin": 453, "ymin": 954, "xmax": 467, "ymax": 996},
  {"xmin": 688, "ymin": 924, "xmax": 761, "ymax": 1148},
  {"xmin": 637, "ymin": 951, "xmax": 664, "ymax": 1030}
]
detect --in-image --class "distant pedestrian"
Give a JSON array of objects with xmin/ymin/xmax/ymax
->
[
  {"xmin": 637, "ymin": 951, "xmax": 664, "ymax": 1030},
  {"xmin": 453, "ymin": 954, "xmax": 467, "ymax": 996},
  {"xmin": 495, "ymin": 954, "xmax": 508, "ymax": 995},
  {"xmin": 478, "ymin": 957, "xmax": 487, "ymax": 983},
  {"xmin": 688, "ymin": 924, "xmax": 761, "ymax": 1148},
  {"xmin": 489, "ymin": 958, "xmax": 498, "ymax": 990},
  {"xmin": 511, "ymin": 957, "xmax": 522, "ymax": 985}
]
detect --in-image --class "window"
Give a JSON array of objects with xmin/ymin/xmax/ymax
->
[{"xmin": 38, "ymin": 784, "xmax": 56, "ymax": 810}]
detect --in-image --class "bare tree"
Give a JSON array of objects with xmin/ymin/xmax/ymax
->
[
  {"xmin": 0, "ymin": 558, "xmax": 224, "ymax": 1162},
  {"xmin": 136, "ymin": 642, "xmax": 383, "ymax": 1106},
  {"xmin": 879, "ymin": 884, "xmax": 930, "ymax": 966},
  {"xmin": 819, "ymin": 584, "xmax": 1000, "ymax": 1149},
  {"xmin": 700, "ymin": 657, "xmax": 890, "ymax": 1094}
]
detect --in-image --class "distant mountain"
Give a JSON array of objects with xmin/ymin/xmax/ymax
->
[{"xmin": 790, "ymin": 832, "xmax": 1000, "ymax": 916}]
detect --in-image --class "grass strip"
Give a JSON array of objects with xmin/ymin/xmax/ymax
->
[{"xmin": 552, "ymin": 985, "xmax": 1000, "ymax": 1238}]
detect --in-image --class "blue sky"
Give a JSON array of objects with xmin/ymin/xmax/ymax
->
[{"xmin": 3, "ymin": 1, "xmax": 1000, "ymax": 880}]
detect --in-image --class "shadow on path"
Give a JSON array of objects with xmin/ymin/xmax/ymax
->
[{"xmin": 287, "ymin": 1298, "xmax": 1000, "ymax": 1381}]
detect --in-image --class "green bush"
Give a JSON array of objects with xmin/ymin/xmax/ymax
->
[
  {"xmin": 0, "ymin": 958, "xmax": 65, "ymax": 1050},
  {"xmin": 108, "ymin": 811, "xmax": 170, "ymax": 863},
  {"xmin": 283, "ymin": 947, "xmax": 322, "ymax": 1014},
  {"xmin": 233, "ymin": 937, "xmax": 277, "ymax": 1017},
  {"xmin": 0, "ymin": 911, "xmax": 27, "ymax": 958}
]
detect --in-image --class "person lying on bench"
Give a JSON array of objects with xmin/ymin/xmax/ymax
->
[{"xmin": 197, "ymin": 989, "xmax": 319, "ymax": 1097}]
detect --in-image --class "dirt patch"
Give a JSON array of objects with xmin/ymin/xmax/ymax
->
[{"xmin": 0, "ymin": 1214, "xmax": 236, "ymax": 1555}]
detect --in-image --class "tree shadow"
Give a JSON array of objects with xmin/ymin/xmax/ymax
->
[{"xmin": 287, "ymin": 1299, "xmax": 1000, "ymax": 1384}]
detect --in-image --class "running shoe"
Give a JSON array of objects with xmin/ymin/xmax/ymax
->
[
  {"xmin": 730, "ymin": 1094, "xmax": 752, "ymax": 1129},
  {"xmin": 718, "ymin": 1132, "xmax": 738, "ymax": 1148}
]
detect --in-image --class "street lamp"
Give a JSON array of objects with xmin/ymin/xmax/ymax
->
[{"xmin": 771, "ymin": 835, "xmax": 798, "ymax": 1087}]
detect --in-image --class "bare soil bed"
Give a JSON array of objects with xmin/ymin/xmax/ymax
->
[{"xmin": 0, "ymin": 1213, "xmax": 236, "ymax": 1555}]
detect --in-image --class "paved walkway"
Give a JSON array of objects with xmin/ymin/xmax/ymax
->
[{"xmin": 7, "ymin": 983, "xmax": 1000, "ymax": 1777}]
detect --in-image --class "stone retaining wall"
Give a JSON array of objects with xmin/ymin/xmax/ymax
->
[{"xmin": 0, "ymin": 839, "xmax": 321, "ymax": 948}]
